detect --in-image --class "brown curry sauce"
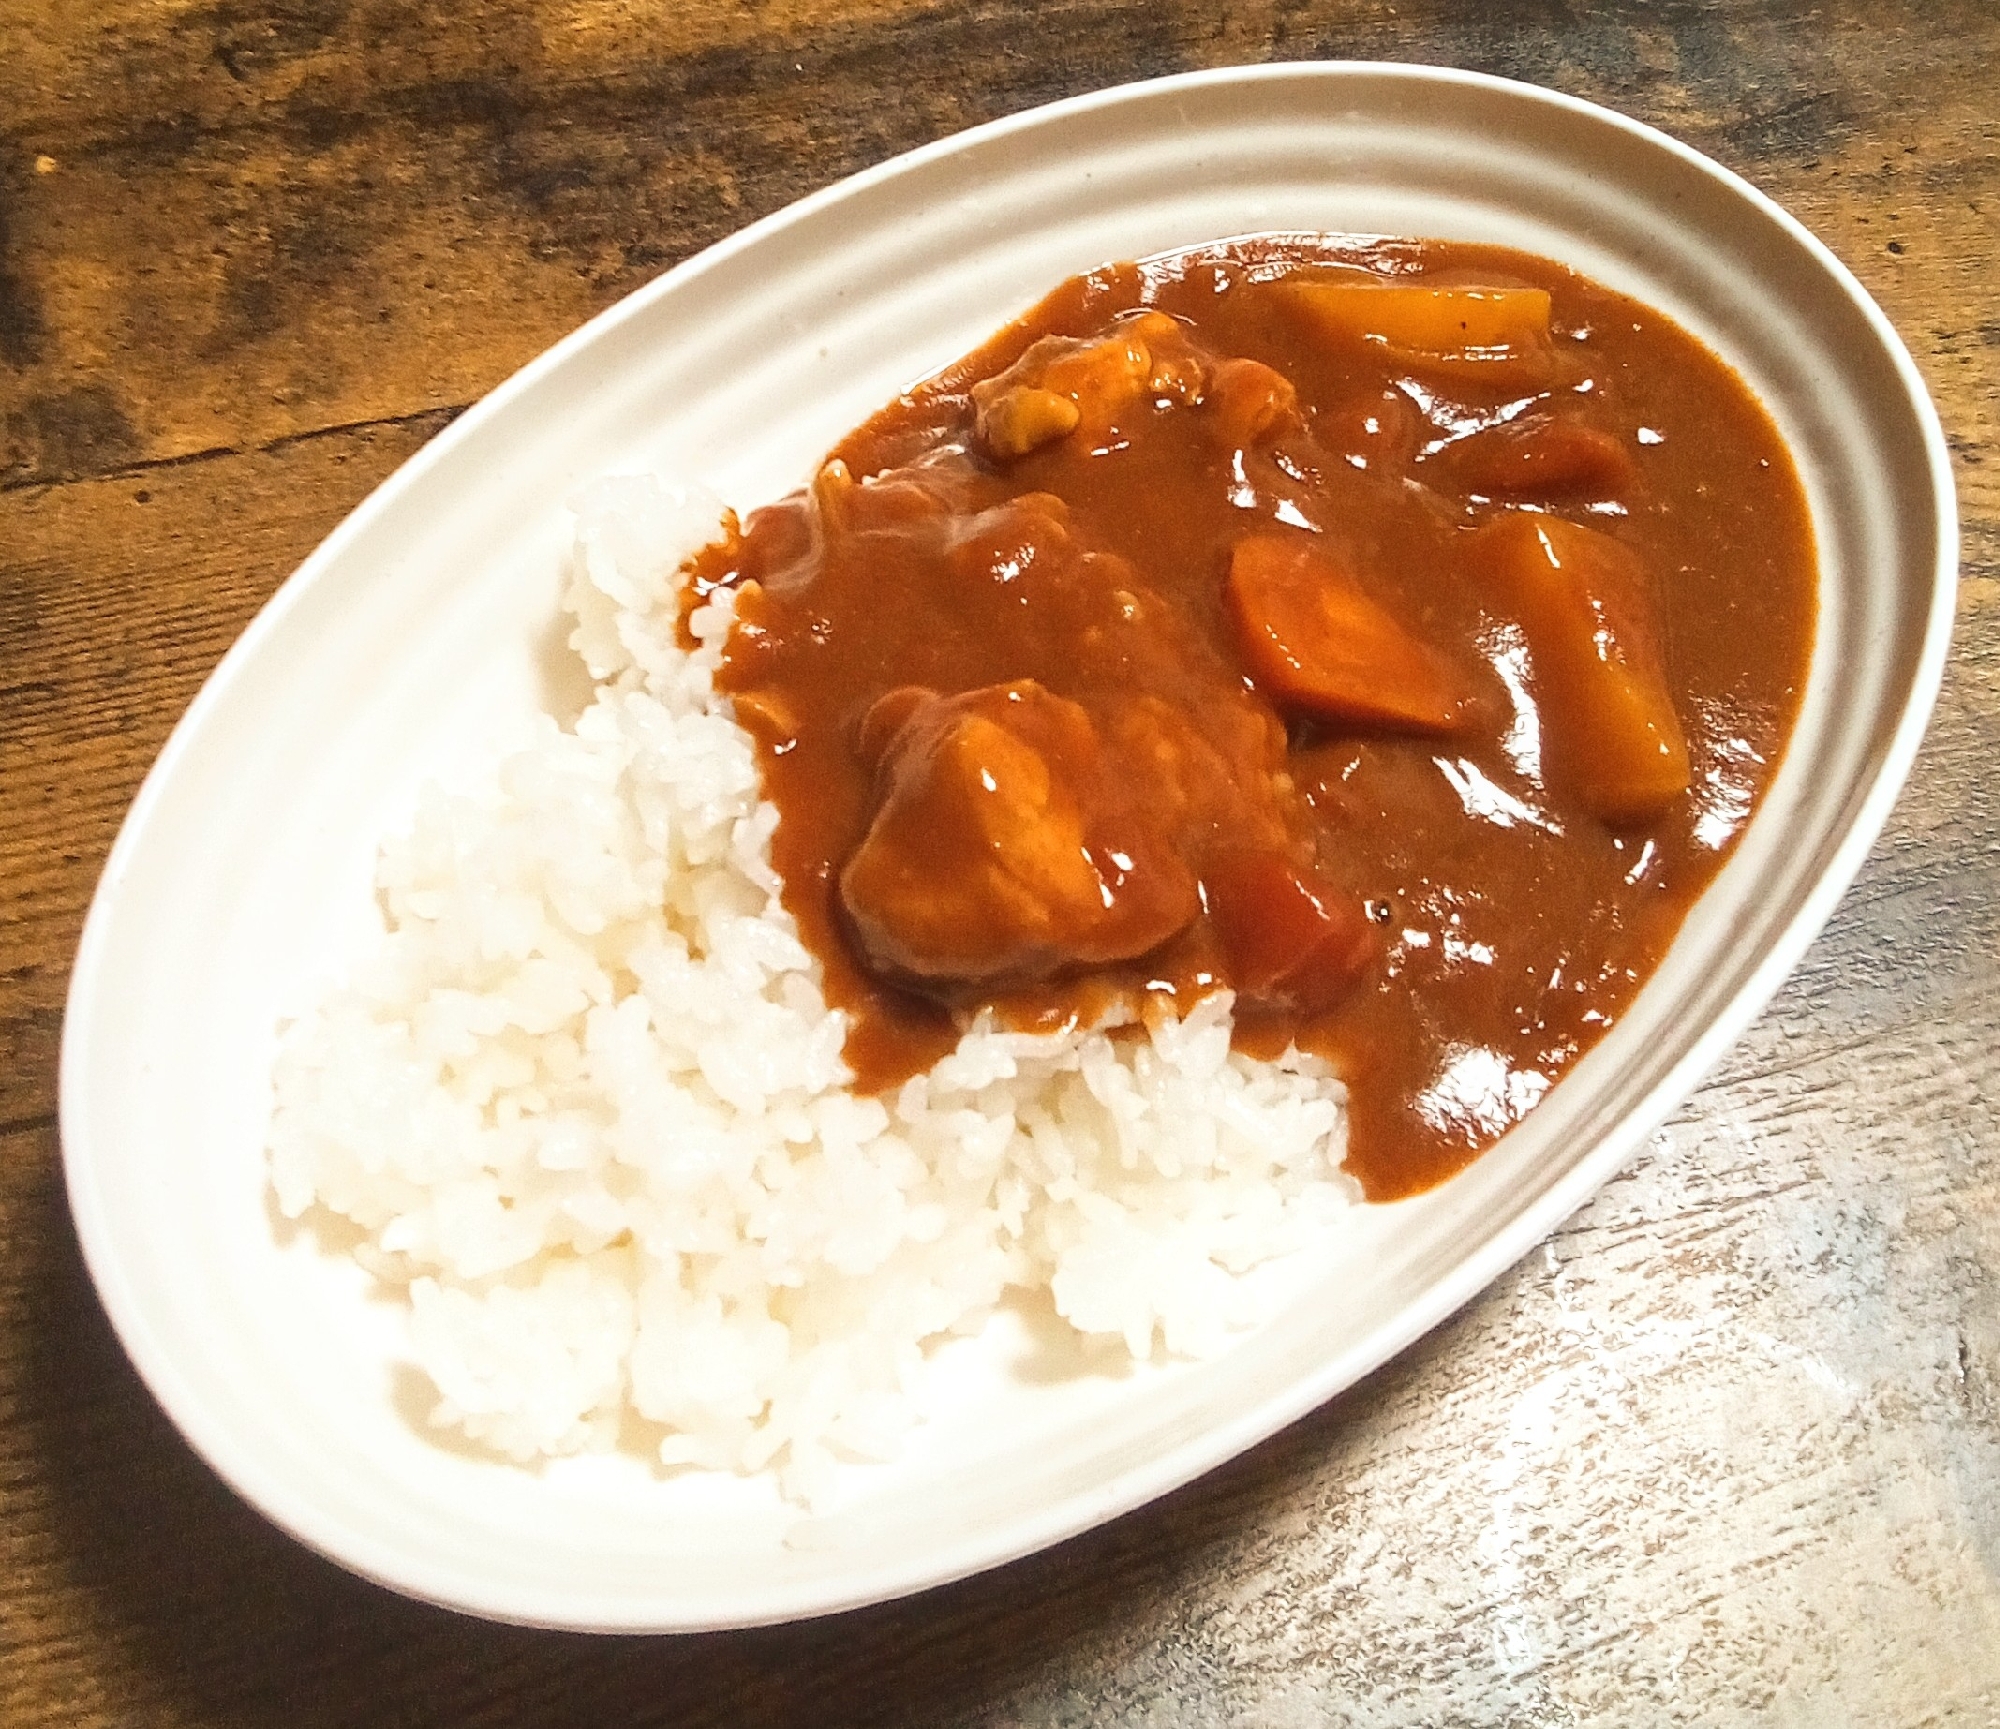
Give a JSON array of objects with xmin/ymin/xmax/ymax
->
[{"xmin": 686, "ymin": 237, "xmax": 1816, "ymax": 1200}]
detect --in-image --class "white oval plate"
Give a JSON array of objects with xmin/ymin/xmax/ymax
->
[{"xmin": 62, "ymin": 63, "xmax": 1955, "ymax": 1631}]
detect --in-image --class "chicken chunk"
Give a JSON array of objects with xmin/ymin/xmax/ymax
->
[
  {"xmin": 1101, "ymin": 691, "xmax": 1292, "ymax": 856},
  {"xmin": 840, "ymin": 681, "xmax": 1200, "ymax": 985},
  {"xmin": 972, "ymin": 313, "xmax": 1208, "ymax": 460}
]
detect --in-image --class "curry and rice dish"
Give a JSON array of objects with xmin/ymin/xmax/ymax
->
[
  {"xmin": 269, "ymin": 236, "xmax": 1813, "ymax": 1498},
  {"xmin": 693, "ymin": 236, "xmax": 1815, "ymax": 1200}
]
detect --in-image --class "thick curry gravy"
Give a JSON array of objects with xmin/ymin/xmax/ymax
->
[{"xmin": 688, "ymin": 236, "xmax": 1815, "ymax": 1200}]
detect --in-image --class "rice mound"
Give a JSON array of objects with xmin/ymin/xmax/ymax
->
[{"xmin": 269, "ymin": 475, "xmax": 1352, "ymax": 1504}]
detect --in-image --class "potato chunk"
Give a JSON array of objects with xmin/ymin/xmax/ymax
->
[
  {"xmin": 1224, "ymin": 534, "xmax": 1469, "ymax": 733},
  {"xmin": 840, "ymin": 682, "xmax": 1199, "ymax": 985},
  {"xmin": 1475, "ymin": 513, "xmax": 1690, "ymax": 822},
  {"xmin": 1285, "ymin": 280, "xmax": 1553, "ymax": 380},
  {"xmin": 979, "ymin": 387, "xmax": 1082, "ymax": 459}
]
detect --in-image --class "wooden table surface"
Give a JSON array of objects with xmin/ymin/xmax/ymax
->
[{"xmin": 4, "ymin": 2, "xmax": 1997, "ymax": 1722}]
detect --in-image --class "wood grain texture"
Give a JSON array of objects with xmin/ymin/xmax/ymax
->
[{"xmin": 3, "ymin": 0, "xmax": 1997, "ymax": 1723}]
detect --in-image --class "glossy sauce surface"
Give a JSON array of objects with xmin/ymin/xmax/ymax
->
[{"xmin": 690, "ymin": 237, "xmax": 1816, "ymax": 1199}]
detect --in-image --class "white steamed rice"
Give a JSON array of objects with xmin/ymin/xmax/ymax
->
[{"xmin": 268, "ymin": 474, "xmax": 1352, "ymax": 1504}]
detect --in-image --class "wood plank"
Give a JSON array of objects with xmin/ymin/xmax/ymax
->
[
  {"xmin": 2, "ymin": 0, "xmax": 1995, "ymax": 493},
  {"xmin": 3, "ymin": 0, "xmax": 1998, "ymax": 1722},
  {"xmin": 0, "ymin": 416, "xmax": 443, "ymax": 1127},
  {"xmin": 0, "ymin": 0, "xmax": 940, "ymax": 143},
  {"xmin": 1, "ymin": 0, "xmax": 1175, "ymax": 487}
]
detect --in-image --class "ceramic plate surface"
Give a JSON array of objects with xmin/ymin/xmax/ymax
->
[{"xmin": 62, "ymin": 63, "xmax": 1955, "ymax": 1631}]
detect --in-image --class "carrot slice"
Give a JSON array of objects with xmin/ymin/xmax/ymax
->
[
  {"xmin": 1224, "ymin": 535, "xmax": 1468, "ymax": 733},
  {"xmin": 1475, "ymin": 513, "xmax": 1691, "ymax": 822},
  {"xmin": 1285, "ymin": 281, "xmax": 1553, "ymax": 379},
  {"xmin": 1202, "ymin": 850, "xmax": 1377, "ymax": 1013}
]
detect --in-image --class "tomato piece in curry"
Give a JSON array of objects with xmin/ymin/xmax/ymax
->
[{"xmin": 685, "ymin": 236, "xmax": 1816, "ymax": 1200}]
